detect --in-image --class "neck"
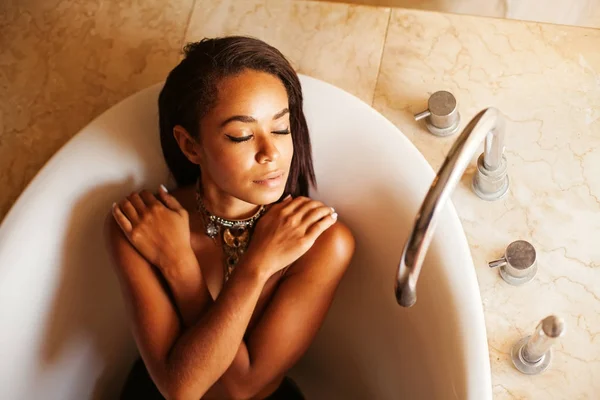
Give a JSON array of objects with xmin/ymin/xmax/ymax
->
[{"xmin": 199, "ymin": 182, "xmax": 261, "ymax": 221}]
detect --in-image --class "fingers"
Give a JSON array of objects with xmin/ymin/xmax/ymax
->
[
  {"xmin": 283, "ymin": 197, "xmax": 337, "ymax": 240},
  {"xmin": 157, "ymin": 184, "xmax": 184, "ymax": 212},
  {"xmin": 128, "ymin": 192, "xmax": 146, "ymax": 214},
  {"xmin": 112, "ymin": 203, "xmax": 133, "ymax": 233},
  {"xmin": 301, "ymin": 204, "xmax": 336, "ymax": 228},
  {"xmin": 280, "ymin": 196, "xmax": 336, "ymax": 227},
  {"xmin": 119, "ymin": 199, "xmax": 140, "ymax": 223},
  {"xmin": 112, "ymin": 187, "xmax": 162, "ymax": 231},
  {"xmin": 111, "ymin": 185, "xmax": 183, "ymax": 240},
  {"xmin": 280, "ymin": 196, "xmax": 312, "ymax": 215},
  {"xmin": 305, "ymin": 210, "xmax": 337, "ymax": 241},
  {"xmin": 139, "ymin": 190, "xmax": 160, "ymax": 207},
  {"xmin": 296, "ymin": 199, "xmax": 326, "ymax": 220}
]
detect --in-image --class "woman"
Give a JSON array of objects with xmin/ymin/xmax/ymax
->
[{"xmin": 106, "ymin": 36, "xmax": 355, "ymax": 399}]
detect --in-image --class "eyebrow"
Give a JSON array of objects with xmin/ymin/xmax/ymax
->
[{"xmin": 220, "ymin": 108, "xmax": 290, "ymax": 127}]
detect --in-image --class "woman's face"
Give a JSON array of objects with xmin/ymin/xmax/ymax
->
[{"xmin": 195, "ymin": 69, "xmax": 294, "ymax": 206}]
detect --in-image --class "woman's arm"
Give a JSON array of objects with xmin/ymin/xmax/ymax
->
[
  {"xmin": 120, "ymin": 188, "xmax": 213, "ymax": 328},
  {"xmin": 149, "ymin": 213, "xmax": 355, "ymax": 400},
  {"xmin": 106, "ymin": 215, "xmax": 270, "ymax": 400},
  {"xmin": 159, "ymin": 249, "xmax": 212, "ymax": 328},
  {"xmin": 214, "ymin": 221, "xmax": 355, "ymax": 399},
  {"xmin": 107, "ymin": 192, "xmax": 338, "ymax": 399}
]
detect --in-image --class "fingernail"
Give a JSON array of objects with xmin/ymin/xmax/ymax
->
[
  {"xmin": 160, "ymin": 184, "xmax": 168, "ymax": 193},
  {"xmin": 284, "ymin": 194, "xmax": 292, "ymax": 199},
  {"xmin": 331, "ymin": 212, "xmax": 338, "ymax": 220},
  {"xmin": 330, "ymin": 207, "xmax": 335, "ymax": 213}
]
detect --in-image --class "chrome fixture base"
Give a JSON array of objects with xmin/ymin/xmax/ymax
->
[
  {"xmin": 472, "ymin": 153, "xmax": 509, "ymax": 201},
  {"xmin": 511, "ymin": 316, "xmax": 565, "ymax": 375},
  {"xmin": 511, "ymin": 336, "xmax": 553, "ymax": 375},
  {"xmin": 425, "ymin": 115, "xmax": 461, "ymax": 137}
]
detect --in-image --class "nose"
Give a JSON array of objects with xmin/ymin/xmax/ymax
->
[{"xmin": 256, "ymin": 137, "xmax": 280, "ymax": 164}]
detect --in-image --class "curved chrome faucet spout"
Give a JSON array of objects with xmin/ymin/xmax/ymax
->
[{"xmin": 395, "ymin": 108, "xmax": 509, "ymax": 307}]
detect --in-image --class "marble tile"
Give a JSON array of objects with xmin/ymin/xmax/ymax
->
[
  {"xmin": 310, "ymin": 0, "xmax": 600, "ymax": 29},
  {"xmin": 185, "ymin": 0, "xmax": 390, "ymax": 105},
  {"xmin": 0, "ymin": 0, "xmax": 194, "ymax": 221},
  {"xmin": 374, "ymin": 8, "xmax": 600, "ymax": 398}
]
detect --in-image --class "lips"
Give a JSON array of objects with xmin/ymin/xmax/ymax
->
[
  {"xmin": 253, "ymin": 170, "xmax": 285, "ymax": 188},
  {"xmin": 255, "ymin": 170, "xmax": 284, "ymax": 181}
]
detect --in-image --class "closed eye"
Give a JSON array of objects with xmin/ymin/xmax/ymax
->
[
  {"xmin": 226, "ymin": 128, "xmax": 290, "ymax": 143},
  {"xmin": 226, "ymin": 135, "xmax": 252, "ymax": 143}
]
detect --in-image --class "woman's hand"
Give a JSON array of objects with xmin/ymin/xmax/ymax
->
[
  {"xmin": 112, "ymin": 185, "xmax": 192, "ymax": 270},
  {"xmin": 247, "ymin": 195, "xmax": 338, "ymax": 276}
]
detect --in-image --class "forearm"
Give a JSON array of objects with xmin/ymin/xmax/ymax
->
[
  {"xmin": 162, "ymin": 251, "xmax": 260, "ymax": 397},
  {"xmin": 202, "ymin": 341, "xmax": 251, "ymax": 399},
  {"xmin": 164, "ymin": 255, "xmax": 270, "ymax": 399},
  {"xmin": 160, "ymin": 251, "xmax": 213, "ymax": 327},
  {"xmin": 209, "ymin": 294, "xmax": 287, "ymax": 398},
  {"xmin": 214, "ymin": 341, "xmax": 263, "ymax": 398},
  {"xmin": 206, "ymin": 339, "xmax": 284, "ymax": 400}
]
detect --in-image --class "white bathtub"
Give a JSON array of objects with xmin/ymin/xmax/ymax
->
[{"xmin": 0, "ymin": 76, "xmax": 491, "ymax": 399}]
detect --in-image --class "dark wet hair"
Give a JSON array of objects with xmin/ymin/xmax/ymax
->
[{"xmin": 158, "ymin": 36, "xmax": 316, "ymax": 198}]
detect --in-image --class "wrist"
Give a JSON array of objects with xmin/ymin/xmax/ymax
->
[
  {"xmin": 159, "ymin": 248, "xmax": 200, "ymax": 282},
  {"xmin": 238, "ymin": 250, "xmax": 274, "ymax": 285}
]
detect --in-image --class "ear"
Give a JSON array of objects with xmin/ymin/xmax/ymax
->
[{"xmin": 173, "ymin": 125, "xmax": 203, "ymax": 164}]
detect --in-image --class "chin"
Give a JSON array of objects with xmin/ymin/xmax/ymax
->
[
  {"xmin": 257, "ymin": 191, "xmax": 285, "ymax": 205},
  {"xmin": 244, "ymin": 188, "xmax": 286, "ymax": 206}
]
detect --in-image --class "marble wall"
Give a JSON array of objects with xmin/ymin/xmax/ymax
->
[
  {"xmin": 0, "ymin": 0, "xmax": 193, "ymax": 219},
  {"xmin": 319, "ymin": 0, "xmax": 600, "ymax": 29}
]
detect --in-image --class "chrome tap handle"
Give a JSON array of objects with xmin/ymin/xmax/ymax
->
[
  {"xmin": 488, "ymin": 240, "xmax": 537, "ymax": 285},
  {"xmin": 488, "ymin": 257, "xmax": 507, "ymax": 269},
  {"xmin": 511, "ymin": 316, "xmax": 566, "ymax": 374},
  {"xmin": 414, "ymin": 91, "xmax": 461, "ymax": 137},
  {"xmin": 414, "ymin": 110, "xmax": 431, "ymax": 121}
]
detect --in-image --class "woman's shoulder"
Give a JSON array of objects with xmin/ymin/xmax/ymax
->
[
  {"xmin": 287, "ymin": 219, "xmax": 355, "ymax": 279},
  {"xmin": 316, "ymin": 220, "xmax": 355, "ymax": 261}
]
